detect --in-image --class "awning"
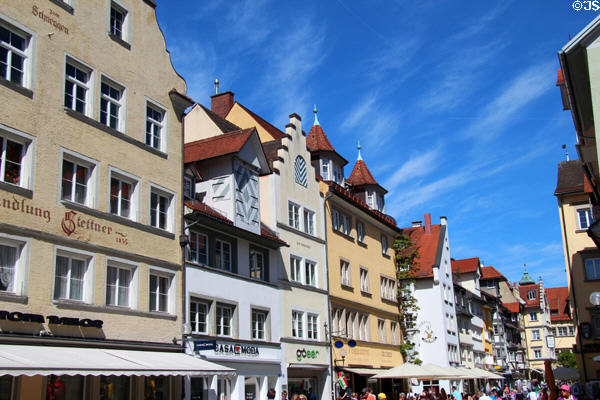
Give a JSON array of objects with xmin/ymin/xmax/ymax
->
[
  {"xmin": 342, "ymin": 367, "xmax": 388, "ymax": 376},
  {"xmin": 0, "ymin": 345, "xmax": 234, "ymax": 376}
]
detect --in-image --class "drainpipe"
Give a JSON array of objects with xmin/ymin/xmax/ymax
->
[{"xmin": 559, "ymin": 197, "xmax": 588, "ymax": 381}]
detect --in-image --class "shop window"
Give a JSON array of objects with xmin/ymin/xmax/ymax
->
[
  {"xmin": 145, "ymin": 376, "xmax": 169, "ymax": 400},
  {"xmin": 100, "ymin": 376, "xmax": 129, "ymax": 399},
  {"xmin": 46, "ymin": 375, "xmax": 84, "ymax": 400},
  {"xmin": 0, "ymin": 375, "xmax": 12, "ymax": 400}
]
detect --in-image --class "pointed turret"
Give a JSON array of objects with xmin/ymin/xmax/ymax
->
[
  {"xmin": 347, "ymin": 143, "xmax": 387, "ymax": 212},
  {"xmin": 519, "ymin": 264, "xmax": 535, "ymax": 285}
]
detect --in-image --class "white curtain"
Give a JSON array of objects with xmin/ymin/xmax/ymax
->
[{"xmin": 0, "ymin": 244, "xmax": 16, "ymax": 291}]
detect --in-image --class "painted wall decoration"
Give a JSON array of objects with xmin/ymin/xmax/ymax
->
[
  {"xmin": 294, "ymin": 156, "xmax": 308, "ymax": 187},
  {"xmin": 234, "ymin": 163, "xmax": 259, "ymax": 227}
]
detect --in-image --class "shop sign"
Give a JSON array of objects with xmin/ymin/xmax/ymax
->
[
  {"xmin": 0, "ymin": 310, "xmax": 103, "ymax": 328},
  {"xmin": 32, "ymin": 5, "xmax": 70, "ymax": 35},
  {"xmin": 215, "ymin": 342, "xmax": 260, "ymax": 357},
  {"xmin": 419, "ymin": 321, "xmax": 436, "ymax": 343},
  {"xmin": 194, "ymin": 340, "xmax": 216, "ymax": 352},
  {"xmin": 296, "ymin": 348, "xmax": 319, "ymax": 361}
]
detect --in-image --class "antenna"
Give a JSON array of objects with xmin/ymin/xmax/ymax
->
[
  {"xmin": 562, "ymin": 144, "xmax": 570, "ymax": 161},
  {"xmin": 214, "ymin": 78, "xmax": 219, "ymax": 94}
]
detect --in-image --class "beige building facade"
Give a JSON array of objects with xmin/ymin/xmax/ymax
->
[{"xmin": 0, "ymin": 1, "xmax": 234, "ymax": 398}]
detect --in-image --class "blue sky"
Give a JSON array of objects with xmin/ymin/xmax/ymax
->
[{"xmin": 156, "ymin": 1, "xmax": 595, "ymax": 287}]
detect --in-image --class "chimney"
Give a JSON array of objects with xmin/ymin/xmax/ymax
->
[
  {"xmin": 211, "ymin": 91, "xmax": 235, "ymax": 118},
  {"xmin": 440, "ymin": 216, "xmax": 447, "ymax": 226},
  {"xmin": 424, "ymin": 213, "xmax": 431, "ymax": 234},
  {"xmin": 412, "ymin": 221, "xmax": 422, "ymax": 227}
]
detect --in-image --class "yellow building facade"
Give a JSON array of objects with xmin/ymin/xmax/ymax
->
[{"xmin": 0, "ymin": 0, "xmax": 198, "ymax": 398}]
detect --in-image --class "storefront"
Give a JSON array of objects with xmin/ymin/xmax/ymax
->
[
  {"xmin": 283, "ymin": 343, "xmax": 331, "ymax": 400},
  {"xmin": 189, "ymin": 340, "xmax": 283, "ymax": 400}
]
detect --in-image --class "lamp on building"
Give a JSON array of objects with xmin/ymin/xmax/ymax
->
[{"xmin": 590, "ymin": 292, "xmax": 600, "ymax": 307}]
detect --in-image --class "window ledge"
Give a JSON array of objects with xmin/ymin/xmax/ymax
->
[
  {"xmin": 0, "ymin": 181, "xmax": 33, "ymax": 199},
  {"xmin": 186, "ymin": 262, "xmax": 278, "ymax": 288},
  {"xmin": 382, "ymin": 253, "xmax": 391, "ymax": 259},
  {"xmin": 341, "ymin": 283, "xmax": 354, "ymax": 291},
  {"xmin": 61, "ymin": 200, "xmax": 175, "ymax": 239},
  {"xmin": 48, "ymin": 0, "xmax": 74, "ymax": 13},
  {"xmin": 286, "ymin": 280, "xmax": 328, "ymax": 295},
  {"xmin": 63, "ymin": 108, "xmax": 168, "ymax": 159},
  {"xmin": 357, "ymin": 241, "xmax": 367, "ymax": 248},
  {"xmin": 108, "ymin": 33, "xmax": 131, "ymax": 50},
  {"xmin": 0, "ymin": 77, "xmax": 33, "ymax": 98},
  {"xmin": 381, "ymin": 298, "xmax": 398, "ymax": 305},
  {"xmin": 0, "ymin": 292, "xmax": 28, "ymax": 304},
  {"xmin": 333, "ymin": 229, "xmax": 354, "ymax": 242},
  {"xmin": 361, "ymin": 290, "xmax": 372, "ymax": 298},
  {"xmin": 276, "ymin": 222, "xmax": 326, "ymax": 244},
  {"xmin": 53, "ymin": 299, "xmax": 177, "ymax": 320},
  {"xmin": 576, "ymin": 229, "xmax": 588, "ymax": 233}
]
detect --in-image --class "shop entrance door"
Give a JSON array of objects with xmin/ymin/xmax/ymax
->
[
  {"xmin": 288, "ymin": 378, "xmax": 317, "ymax": 399},
  {"xmin": 245, "ymin": 377, "xmax": 259, "ymax": 400}
]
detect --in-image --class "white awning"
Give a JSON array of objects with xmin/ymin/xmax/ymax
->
[
  {"xmin": 342, "ymin": 367, "xmax": 388, "ymax": 376},
  {"xmin": 0, "ymin": 345, "xmax": 235, "ymax": 376}
]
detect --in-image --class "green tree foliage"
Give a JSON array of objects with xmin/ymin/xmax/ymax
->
[
  {"xmin": 393, "ymin": 234, "xmax": 421, "ymax": 364},
  {"xmin": 557, "ymin": 351, "xmax": 577, "ymax": 368}
]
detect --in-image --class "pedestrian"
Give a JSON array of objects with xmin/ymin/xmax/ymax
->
[
  {"xmin": 308, "ymin": 388, "xmax": 317, "ymax": 400},
  {"xmin": 453, "ymin": 387, "xmax": 463, "ymax": 400},
  {"xmin": 268, "ymin": 389, "xmax": 277, "ymax": 400},
  {"xmin": 282, "ymin": 390, "xmax": 288, "ymax": 400},
  {"xmin": 299, "ymin": 395, "xmax": 308, "ymax": 400},
  {"xmin": 440, "ymin": 388, "xmax": 448, "ymax": 400},
  {"xmin": 378, "ymin": 393, "xmax": 387, "ymax": 400},
  {"xmin": 368, "ymin": 388, "xmax": 377, "ymax": 400},
  {"xmin": 559, "ymin": 385, "xmax": 574, "ymax": 400},
  {"xmin": 352, "ymin": 393, "xmax": 358, "ymax": 400},
  {"xmin": 479, "ymin": 392, "xmax": 492, "ymax": 400},
  {"xmin": 528, "ymin": 389, "xmax": 538, "ymax": 400}
]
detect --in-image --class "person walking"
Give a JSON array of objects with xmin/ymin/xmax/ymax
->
[{"xmin": 452, "ymin": 387, "xmax": 463, "ymax": 400}]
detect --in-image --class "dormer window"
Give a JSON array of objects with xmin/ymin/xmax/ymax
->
[
  {"xmin": 183, "ymin": 176, "xmax": 194, "ymax": 199},
  {"xmin": 321, "ymin": 159, "xmax": 330, "ymax": 180},
  {"xmin": 527, "ymin": 290, "xmax": 537, "ymax": 300},
  {"xmin": 333, "ymin": 165, "xmax": 343, "ymax": 185},
  {"xmin": 577, "ymin": 207, "xmax": 593, "ymax": 230},
  {"xmin": 294, "ymin": 156, "xmax": 307, "ymax": 187},
  {"xmin": 367, "ymin": 191, "xmax": 375, "ymax": 209}
]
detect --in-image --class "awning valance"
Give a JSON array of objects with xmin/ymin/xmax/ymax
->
[
  {"xmin": 343, "ymin": 367, "xmax": 388, "ymax": 376},
  {"xmin": 0, "ymin": 345, "xmax": 234, "ymax": 376}
]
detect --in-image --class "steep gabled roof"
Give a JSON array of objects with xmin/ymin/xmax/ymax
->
[
  {"xmin": 233, "ymin": 102, "xmax": 286, "ymax": 140},
  {"xmin": 555, "ymin": 159, "xmax": 592, "ymax": 195},
  {"xmin": 481, "ymin": 266, "xmax": 507, "ymax": 281},
  {"xmin": 184, "ymin": 128, "xmax": 254, "ymax": 164},
  {"xmin": 347, "ymin": 160, "xmax": 386, "ymax": 193},
  {"xmin": 401, "ymin": 224, "xmax": 445, "ymax": 279},
  {"xmin": 503, "ymin": 302, "xmax": 520, "ymax": 314},
  {"xmin": 519, "ymin": 284, "xmax": 541, "ymax": 308},
  {"xmin": 306, "ymin": 124, "xmax": 349, "ymax": 165},
  {"xmin": 546, "ymin": 286, "xmax": 571, "ymax": 322},
  {"xmin": 451, "ymin": 257, "xmax": 480, "ymax": 274},
  {"xmin": 199, "ymin": 104, "xmax": 241, "ymax": 133}
]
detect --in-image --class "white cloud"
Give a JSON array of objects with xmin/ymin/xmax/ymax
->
[{"xmin": 383, "ymin": 147, "xmax": 441, "ymax": 188}]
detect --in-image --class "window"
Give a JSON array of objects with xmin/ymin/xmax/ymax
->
[
  {"xmin": 106, "ymin": 263, "xmax": 132, "ymax": 307},
  {"xmin": 64, "ymin": 58, "xmax": 91, "ymax": 115},
  {"xmin": 0, "ymin": 237, "xmax": 26, "ymax": 294},
  {"xmin": 305, "ymin": 260, "xmax": 316, "ymax": 287},
  {"xmin": 288, "ymin": 202, "xmax": 300, "ymax": 229},
  {"xmin": 390, "ymin": 322, "xmax": 399, "ymax": 345},
  {"xmin": 184, "ymin": 176, "xmax": 194, "ymax": 199},
  {"xmin": 529, "ymin": 312, "xmax": 538, "ymax": 322},
  {"xmin": 150, "ymin": 186, "xmax": 174, "ymax": 231},
  {"xmin": 527, "ymin": 290, "xmax": 537, "ymax": 300},
  {"xmin": 381, "ymin": 234, "xmax": 388, "ymax": 255},
  {"xmin": 533, "ymin": 348, "xmax": 542, "ymax": 359},
  {"xmin": 215, "ymin": 240, "xmax": 231, "ymax": 271},
  {"xmin": 61, "ymin": 153, "xmax": 96, "ymax": 206},
  {"xmin": 321, "ymin": 159, "xmax": 330, "ymax": 180},
  {"xmin": 358, "ymin": 314, "xmax": 368, "ymax": 340},
  {"xmin": 333, "ymin": 165, "xmax": 343, "ymax": 184},
  {"xmin": 54, "ymin": 252, "xmax": 90, "ymax": 301},
  {"xmin": 290, "ymin": 256, "xmax": 302, "ymax": 283},
  {"xmin": 532, "ymin": 329, "xmax": 540, "ymax": 340},
  {"xmin": 292, "ymin": 310, "xmax": 304, "ymax": 338},
  {"xmin": 99, "ymin": 77, "xmax": 124, "ymax": 131},
  {"xmin": 252, "ymin": 309, "xmax": 267, "ymax": 340},
  {"xmin": 110, "ymin": 173, "xmax": 136, "ymax": 219},
  {"xmin": 331, "ymin": 208, "xmax": 340, "ymax": 230},
  {"xmin": 187, "ymin": 232, "xmax": 208, "ymax": 264},
  {"xmin": 109, "ymin": 1, "xmax": 128, "ymax": 41},
  {"xmin": 557, "ymin": 326, "xmax": 568, "ymax": 337},
  {"xmin": 486, "ymin": 280, "xmax": 495, "ymax": 288},
  {"xmin": 303, "ymin": 209, "xmax": 315, "ymax": 235},
  {"xmin": 378, "ymin": 319, "xmax": 387, "ymax": 343},
  {"xmin": 592, "ymin": 310, "xmax": 600, "ymax": 339},
  {"xmin": 367, "ymin": 191, "xmax": 375, "ymax": 209},
  {"xmin": 577, "ymin": 207, "xmax": 593, "ymax": 230},
  {"xmin": 585, "ymin": 259, "xmax": 600, "ymax": 281},
  {"xmin": 568, "ymin": 325, "xmax": 575, "ymax": 336},
  {"xmin": 190, "ymin": 299, "xmax": 209, "ymax": 334},
  {"xmin": 360, "ymin": 267, "xmax": 369, "ymax": 293},
  {"xmin": 356, "ymin": 221, "xmax": 365, "ymax": 243},
  {"xmin": 216, "ymin": 303, "xmax": 233, "ymax": 336},
  {"xmin": 250, "ymin": 248, "xmax": 266, "ymax": 280},
  {"xmin": 149, "ymin": 273, "xmax": 171, "ymax": 312},
  {"xmin": 380, "ymin": 276, "xmax": 396, "ymax": 301},
  {"xmin": 341, "ymin": 214, "xmax": 351, "ymax": 235},
  {"xmin": 307, "ymin": 313, "xmax": 319, "ymax": 340},
  {"xmin": 0, "ymin": 127, "xmax": 33, "ymax": 188},
  {"xmin": 146, "ymin": 102, "xmax": 165, "ymax": 151},
  {"xmin": 0, "ymin": 22, "xmax": 31, "ymax": 88},
  {"xmin": 340, "ymin": 260, "xmax": 351, "ymax": 287},
  {"xmin": 294, "ymin": 156, "xmax": 307, "ymax": 187}
]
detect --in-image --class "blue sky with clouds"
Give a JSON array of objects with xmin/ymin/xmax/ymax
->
[{"xmin": 156, "ymin": 1, "xmax": 595, "ymax": 287}]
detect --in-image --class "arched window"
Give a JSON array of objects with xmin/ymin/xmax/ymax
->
[{"xmin": 294, "ymin": 156, "xmax": 307, "ymax": 187}]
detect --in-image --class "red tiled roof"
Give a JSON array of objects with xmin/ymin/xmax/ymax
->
[
  {"xmin": 546, "ymin": 286, "xmax": 571, "ymax": 322},
  {"xmin": 554, "ymin": 159, "xmax": 593, "ymax": 195},
  {"xmin": 185, "ymin": 200, "xmax": 233, "ymax": 224},
  {"xmin": 307, "ymin": 124, "xmax": 336, "ymax": 152},
  {"xmin": 184, "ymin": 129, "xmax": 254, "ymax": 164},
  {"xmin": 347, "ymin": 160, "xmax": 381, "ymax": 188},
  {"xmin": 503, "ymin": 302, "xmax": 520, "ymax": 313},
  {"xmin": 452, "ymin": 257, "xmax": 480, "ymax": 274},
  {"xmin": 481, "ymin": 266, "xmax": 507, "ymax": 281},
  {"xmin": 401, "ymin": 224, "xmax": 443, "ymax": 279},
  {"xmin": 234, "ymin": 102, "xmax": 286, "ymax": 140},
  {"xmin": 519, "ymin": 284, "xmax": 541, "ymax": 308},
  {"xmin": 556, "ymin": 69, "xmax": 564, "ymax": 86},
  {"xmin": 261, "ymin": 224, "xmax": 286, "ymax": 245}
]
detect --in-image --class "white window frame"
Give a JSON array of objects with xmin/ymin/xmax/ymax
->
[
  {"xmin": 183, "ymin": 176, "xmax": 195, "ymax": 199},
  {"xmin": 108, "ymin": 166, "xmax": 140, "ymax": 221},
  {"xmin": 321, "ymin": 158, "xmax": 330, "ymax": 180},
  {"xmin": 531, "ymin": 329, "xmax": 540, "ymax": 341},
  {"xmin": 59, "ymin": 148, "xmax": 98, "ymax": 208},
  {"xmin": 390, "ymin": 321, "xmax": 399, "ymax": 345},
  {"xmin": 307, "ymin": 313, "xmax": 319, "ymax": 340},
  {"xmin": 99, "ymin": 74, "xmax": 126, "ymax": 132},
  {"xmin": 359, "ymin": 267, "xmax": 369, "ymax": 293},
  {"xmin": 380, "ymin": 275, "xmax": 396, "ymax": 301},
  {"xmin": 105, "ymin": 257, "xmax": 138, "ymax": 309},
  {"xmin": 107, "ymin": 0, "xmax": 130, "ymax": 43},
  {"xmin": 148, "ymin": 267, "xmax": 176, "ymax": 314},
  {"xmin": 0, "ymin": 233, "xmax": 29, "ymax": 296},
  {"xmin": 145, "ymin": 98, "xmax": 168, "ymax": 153},
  {"xmin": 304, "ymin": 259, "xmax": 317, "ymax": 287},
  {"xmin": 288, "ymin": 201, "xmax": 300, "ymax": 230},
  {"xmin": 575, "ymin": 205, "xmax": 593, "ymax": 230},
  {"xmin": 341, "ymin": 213, "xmax": 351, "ymax": 235},
  {"xmin": 251, "ymin": 308, "xmax": 268, "ymax": 341},
  {"xmin": 189, "ymin": 297, "xmax": 210, "ymax": 334},
  {"xmin": 340, "ymin": 259, "xmax": 351, "ymax": 287},
  {"xmin": 148, "ymin": 183, "xmax": 176, "ymax": 232},
  {"xmin": 216, "ymin": 303, "xmax": 234, "ymax": 337},
  {"xmin": 290, "ymin": 255, "xmax": 302, "ymax": 283},
  {"xmin": 64, "ymin": 55, "xmax": 94, "ymax": 116},
  {"xmin": 358, "ymin": 313, "xmax": 369, "ymax": 340},
  {"xmin": 303, "ymin": 208, "xmax": 315, "ymax": 235},
  {"xmin": 532, "ymin": 347, "xmax": 542, "ymax": 359},
  {"xmin": 0, "ymin": 15, "xmax": 35, "ymax": 89},
  {"xmin": 52, "ymin": 246, "xmax": 94, "ymax": 303},
  {"xmin": 381, "ymin": 234, "xmax": 388, "ymax": 255},
  {"xmin": 331, "ymin": 208, "xmax": 340, "ymax": 231},
  {"xmin": 215, "ymin": 239, "xmax": 232, "ymax": 271},
  {"xmin": 249, "ymin": 247, "xmax": 266, "ymax": 280},
  {"xmin": 187, "ymin": 231, "xmax": 208, "ymax": 265},
  {"xmin": 367, "ymin": 191, "xmax": 375, "ymax": 209},
  {"xmin": 292, "ymin": 310, "xmax": 304, "ymax": 338},
  {"xmin": 529, "ymin": 312, "xmax": 538, "ymax": 322},
  {"xmin": 0, "ymin": 123, "xmax": 35, "ymax": 190},
  {"xmin": 527, "ymin": 290, "xmax": 537, "ymax": 300},
  {"xmin": 378, "ymin": 319, "xmax": 387, "ymax": 343},
  {"xmin": 356, "ymin": 221, "xmax": 365, "ymax": 243}
]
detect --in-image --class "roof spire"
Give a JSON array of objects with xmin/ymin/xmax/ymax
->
[
  {"xmin": 519, "ymin": 263, "xmax": 535, "ymax": 285},
  {"xmin": 357, "ymin": 140, "xmax": 362, "ymax": 161},
  {"xmin": 313, "ymin": 104, "xmax": 320, "ymax": 126}
]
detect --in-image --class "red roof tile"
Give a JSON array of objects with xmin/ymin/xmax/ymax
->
[
  {"xmin": 503, "ymin": 302, "xmax": 520, "ymax": 313},
  {"xmin": 452, "ymin": 257, "xmax": 480, "ymax": 274},
  {"xmin": 347, "ymin": 160, "xmax": 383, "ymax": 190},
  {"xmin": 261, "ymin": 224, "xmax": 287, "ymax": 245},
  {"xmin": 184, "ymin": 129, "xmax": 254, "ymax": 164},
  {"xmin": 481, "ymin": 266, "xmax": 507, "ymax": 281},
  {"xmin": 307, "ymin": 124, "xmax": 336, "ymax": 152},
  {"xmin": 185, "ymin": 200, "xmax": 233, "ymax": 224},
  {"xmin": 401, "ymin": 224, "xmax": 443, "ymax": 279},
  {"xmin": 546, "ymin": 286, "xmax": 571, "ymax": 322},
  {"xmin": 556, "ymin": 69, "xmax": 564, "ymax": 86},
  {"xmin": 234, "ymin": 102, "xmax": 286, "ymax": 140},
  {"xmin": 518, "ymin": 284, "xmax": 541, "ymax": 308}
]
